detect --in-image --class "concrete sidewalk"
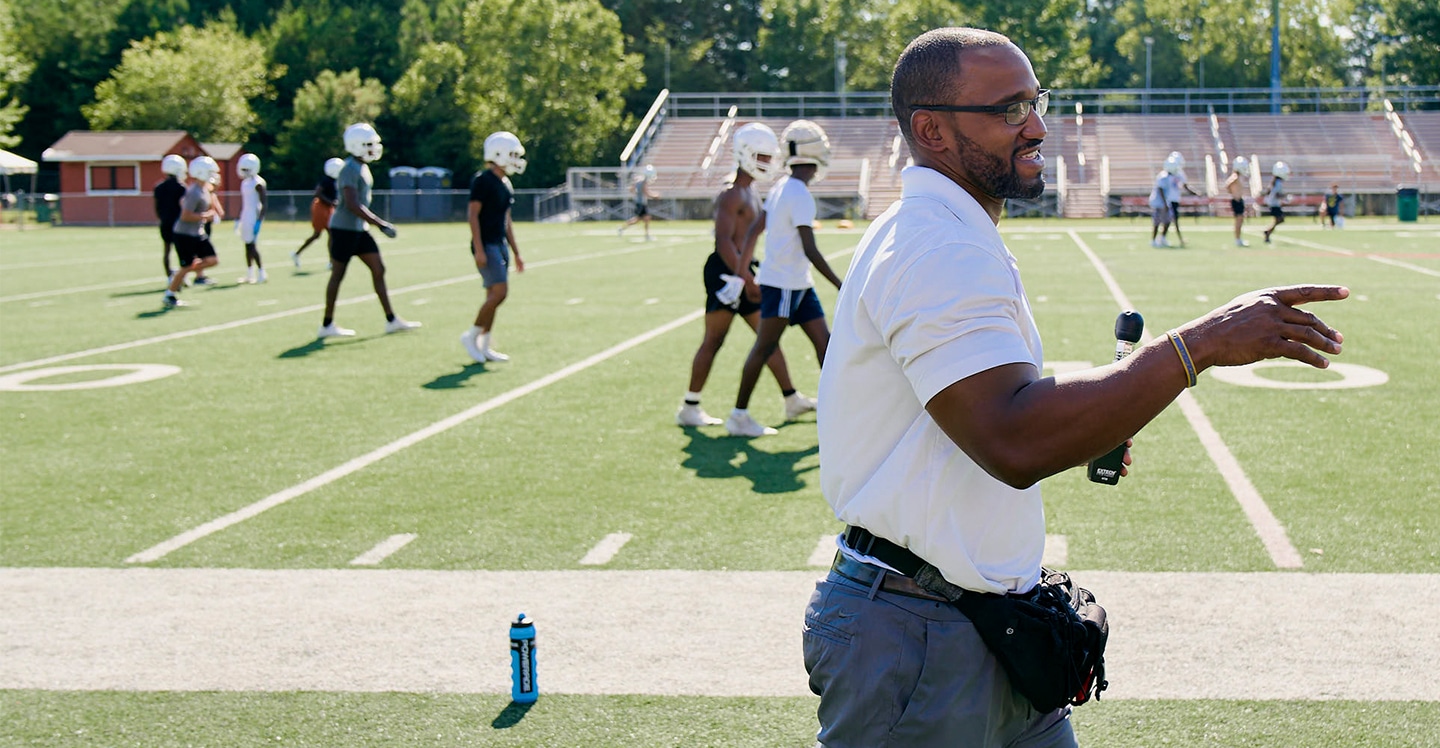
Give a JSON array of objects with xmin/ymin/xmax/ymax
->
[{"xmin": 3, "ymin": 568, "xmax": 1436, "ymax": 700}]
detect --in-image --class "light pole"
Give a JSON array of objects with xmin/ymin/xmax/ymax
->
[{"xmin": 1144, "ymin": 36, "xmax": 1154, "ymax": 113}]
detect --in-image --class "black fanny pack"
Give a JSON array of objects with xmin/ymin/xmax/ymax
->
[{"xmin": 916, "ymin": 564, "xmax": 1109, "ymax": 712}]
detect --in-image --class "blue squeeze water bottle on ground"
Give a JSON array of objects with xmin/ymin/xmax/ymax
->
[{"xmin": 510, "ymin": 613, "xmax": 538, "ymax": 703}]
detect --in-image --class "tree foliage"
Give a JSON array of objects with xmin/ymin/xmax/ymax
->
[
  {"xmin": 83, "ymin": 16, "xmax": 271, "ymax": 141},
  {"xmin": 0, "ymin": 0, "xmax": 31, "ymax": 149},
  {"xmin": 269, "ymin": 69, "xmax": 386, "ymax": 186},
  {"xmin": 383, "ymin": 42, "xmax": 473, "ymax": 177},
  {"xmin": 458, "ymin": 0, "xmax": 644, "ymax": 187}
]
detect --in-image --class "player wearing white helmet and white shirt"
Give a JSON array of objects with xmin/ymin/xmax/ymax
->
[
  {"xmin": 294, "ymin": 158, "xmax": 343, "ymax": 267},
  {"xmin": 676, "ymin": 121, "xmax": 813, "ymax": 428},
  {"xmin": 154, "ymin": 154, "xmax": 189, "ymax": 280},
  {"xmin": 1159, "ymin": 151, "xmax": 1199, "ymax": 247},
  {"xmin": 725, "ymin": 119, "xmax": 844, "ymax": 437},
  {"xmin": 235, "ymin": 153, "xmax": 268, "ymax": 283},
  {"xmin": 1225, "ymin": 157, "xmax": 1251, "ymax": 246},
  {"xmin": 618, "ymin": 164, "xmax": 659, "ymax": 240},
  {"xmin": 460, "ymin": 131, "xmax": 528, "ymax": 363},
  {"xmin": 318, "ymin": 123, "xmax": 420, "ymax": 339},
  {"xmin": 161, "ymin": 157, "xmax": 223, "ymax": 309},
  {"xmin": 1147, "ymin": 168, "xmax": 1172, "ymax": 248},
  {"xmin": 1262, "ymin": 160, "xmax": 1291, "ymax": 244}
]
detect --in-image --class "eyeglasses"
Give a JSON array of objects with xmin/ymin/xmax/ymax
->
[{"xmin": 912, "ymin": 90, "xmax": 1050, "ymax": 126}]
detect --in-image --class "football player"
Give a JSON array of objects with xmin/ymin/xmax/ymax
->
[
  {"xmin": 725, "ymin": 120, "xmax": 843, "ymax": 437},
  {"xmin": 154, "ymin": 154, "xmax": 187, "ymax": 280},
  {"xmin": 1226, "ymin": 157, "xmax": 1251, "ymax": 246},
  {"xmin": 617, "ymin": 164, "xmax": 659, "ymax": 240},
  {"xmin": 294, "ymin": 158, "xmax": 343, "ymax": 267},
  {"xmin": 675, "ymin": 122, "xmax": 812, "ymax": 428},
  {"xmin": 162, "ymin": 157, "xmax": 223, "ymax": 309},
  {"xmin": 1262, "ymin": 161, "xmax": 1291, "ymax": 244},
  {"xmin": 236, "ymin": 153, "xmax": 267, "ymax": 284},
  {"xmin": 317, "ymin": 123, "xmax": 420, "ymax": 338},
  {"xmin": 460, "ymin": 131, "xmax": 528, "ymax": 363}
]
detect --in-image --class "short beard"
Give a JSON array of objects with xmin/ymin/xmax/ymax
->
[{"xmin": 955, "ymin": 130, "xmax": 1045, "ymax": 199}]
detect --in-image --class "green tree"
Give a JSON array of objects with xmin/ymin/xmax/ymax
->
[
  {"xmin": 1351, "ymin": 0, "xmax": 1440, "ymax": 90},
  {"xmin": 270, "ymin": 69, "xmax": 386, "ymax": 188},
  {"xmin": 382, "ymin": 42, "xmax": 474, "ymax": 175},
  {"xmin": 83, "ymin": 18, "xmax": 271, "ymax": 141},
  {"xmin": 0, "ymin": 0, "xmax": 32, "ymax": 149},
  {"xmin": 459, "ymin": 0, "xmax": 644, "ymax": 186}
]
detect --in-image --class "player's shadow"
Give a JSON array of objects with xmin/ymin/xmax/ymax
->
[
  {"xmin": 491, "ymin": 700, "xmax": 533, "ymax": 728},
  {"xmin": 111, "ymin": 286, "xmax": 170, "ymax": 299},
  {"xmin": 680, "ymin": 426, "xmax": 818, "ymax": 494},
  {"xmin": 422, "ymin": 363, "xmax": 488, "ymax": 389},
  {"xmin": 277, "ymin": 338, "xmax": 366, "ymax": 358}
]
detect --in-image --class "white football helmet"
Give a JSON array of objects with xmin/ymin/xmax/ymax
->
[
  {"xmin": 188, "ymin": 156, "xmax": 220, "ymax": 185},
  {"xmin": 1232, "ymin": 156, "xmax": 1250, "ymax": 177},
  {"xmin": 323, "ymin": 157, "xmax": 344, "ymax": 179},
  {"xmin": 161, "ymin": 154, "xmax": 187, "ymax": 177},
  {"xmin": 236, "ymin": 153, "xmax": 261, "ymax": 178},
  {"xmin": 733, "ymin": 122, "xmax": 780, "ymax": 181},
  {"xmin": 1272, "ymin": 160, "xmax": 1291, "ymax": 179},
  {"xmin": 343, "ymin": 123, "xmax": 384, "ymax": 162},
  {"xmin": 781, "ymin": 119, "xmax": 832, "ymax": 182},
  {"xmin": 484, "ymin": 131, "xmax": 527, "ymax": 175},
  {"xmin": 643, "ymin": 164, "xmax": 656, "ymax": 180},
  {"xmin": 1163, "ymin": 151, "xmax": 1185, "ymax": 174}
]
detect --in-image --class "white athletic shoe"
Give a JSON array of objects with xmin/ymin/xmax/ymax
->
[
  {"xmin": 256, "ymin": 268, "xmax": 268, "ymax": 284},
  {"xmin": 291, "ymin": 251, "xmax": 302, "ymax": 268},
  {"xmin": 676, "ymin": 403, "xmax": 722, "ymax": 427},
  {"xmin": 317, "ymin": 323, "xmax": 355, "ymax": 339},
  {"xmin": 483, "ymin": 347, "xmax": 510, "ymax": 362},
  {"xmin": 385, "ymin": 317, "xmax": 422, "ymax": 334},
  {"xmin": 726, "ymin": 411, "xmax": 777, "ymax": 437},
  {"xmin": 784, "ymin": 391, "xmax": 818, "ymax": 420},
  {"xmin": 460, "ymin": 330, "xmax": 486, "ymax": 363},
  {"xmin": 1235, "ymin": 238, "xmax": 1250, "ymax": 247}
]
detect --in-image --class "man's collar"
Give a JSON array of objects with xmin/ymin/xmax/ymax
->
[{"xmin": 900, "ymin": 165, "xmax": 999, "ymax": 230}]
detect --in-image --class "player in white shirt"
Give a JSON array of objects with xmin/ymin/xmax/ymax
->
[
  {"xmin": 725, "ymin": 120, "xmax": 844, "ymax": 437},
  {"xmin": 235, "ymin": 153, "xmax": 268, "ymax": 283}
]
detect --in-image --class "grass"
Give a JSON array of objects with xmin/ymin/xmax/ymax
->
[{"xmin": 2, "ymin": 216, "xmax": 1438, "ymax": 745}]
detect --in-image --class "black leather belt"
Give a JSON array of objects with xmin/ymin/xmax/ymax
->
[
  {"xmin": 830, "ymin": 551, "xmax": 949, "ymax": 602},
  {"xmin": 843, "ymin": 525, "xmax": 926, "ymax": 577}
]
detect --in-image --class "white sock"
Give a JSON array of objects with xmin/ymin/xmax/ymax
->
[
  {"xmin": 731, "ymin": 408, "xmax": 748, "ymax": 417},
  {"xmin": 684, "ymin": 391, "xmax": 702, "ymax": 405},
  {"xmin": 479, "ymin": 332, "xmax": 491, "ymax": 352}
]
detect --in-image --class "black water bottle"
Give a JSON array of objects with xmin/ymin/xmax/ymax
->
[{"xmin": 1088, "ymin": 311, "xmax": 1145, "ymax": 485}]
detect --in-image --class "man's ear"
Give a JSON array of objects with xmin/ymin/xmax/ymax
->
[{"xmin": 909, "ymin": 110, "xmax": 949, "ymax": 156}]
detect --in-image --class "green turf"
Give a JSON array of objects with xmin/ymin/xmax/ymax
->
[{"xmin": 3, "ymin": 691, "xmax": 1438, "ymax": 747}]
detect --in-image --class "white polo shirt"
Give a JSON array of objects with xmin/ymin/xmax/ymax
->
[
  {"xmin": 817, "ymin": 165, "xmax": 1046, "ymax": 595},
  {"xmin": 756, "ymin": 175, "xmax": 818, "ymax": 290}
]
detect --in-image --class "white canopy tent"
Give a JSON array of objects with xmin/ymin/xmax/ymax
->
[{"xmin": 1, "ymin": 149, "xmax": 42, "ymax": 225}]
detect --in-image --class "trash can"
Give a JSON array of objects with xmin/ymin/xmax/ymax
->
[
  {"xmin": 34, "ymin": 194, "xmax": 59, "ymax": 224},
  {"xmin": 388, "ymin": 167, "xmax": 417, "ymax": 221},
  {"xmin": 1397, "ymin": 187, "xmax": 1419, "ymax": 222}
]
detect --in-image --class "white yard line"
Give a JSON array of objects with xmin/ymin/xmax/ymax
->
[
  {"xmin": 578, "ymin": 533, "xmax": 633, "ymax": 566},
  {"xmin": 0, "ymin": 277, "xmax": 163, "ymax": 304},
  {"xmin": 1276, "ymin": 234, "xmax": 1440, "ymax": 278},
  {"xmin": 125, "ymin": 310, "xmax": 705, "ymax": 564},
  {"xmin": 3, "ymin": 567, "xmax": 1436, "ymax": 699},
  {"xmin": 807, "ymin": 534, "xmax": 837, "ymax": 567},
  {"xmin": 0, "ymin": 243, "xmax": 669, "ymax": 375},
  {"xmin": 1068, "ymin": 229, "xmax": 1303, "ymax": 568},
  {"xmin": 349, "ymin": 534, "xmax": 418, "ymax": 566}
]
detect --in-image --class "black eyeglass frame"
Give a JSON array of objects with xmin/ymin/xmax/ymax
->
[{"xmin": 911, "ymin": 90, "xmax": 1050, "ymax": 126}]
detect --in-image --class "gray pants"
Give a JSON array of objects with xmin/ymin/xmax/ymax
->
[{"xmin": 803, "ymin": 568, "xmax": 1078, "ymax": 748}]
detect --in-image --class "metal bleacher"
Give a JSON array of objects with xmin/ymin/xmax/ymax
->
[{"xmin": 572, "ymin": 87, "xmax": 1439, "ymax": 222}]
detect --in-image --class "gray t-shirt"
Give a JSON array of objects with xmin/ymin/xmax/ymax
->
[
  {"xmin": 173, "ymin": 183, "xmax": 210, "ymax": 237},
  {"xmin": 329, "ymin": 158, "xmax": 372, "ymax": 232},
  {"xmin": 635, "ymin": 177, "xmax": 650, "ymax": 207}
]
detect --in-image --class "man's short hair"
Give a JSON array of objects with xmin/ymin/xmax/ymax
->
[{"xmin": 891, "ymin": 27, "xmax": 1012, "ymax": 146}]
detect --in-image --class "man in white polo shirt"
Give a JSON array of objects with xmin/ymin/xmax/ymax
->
[{"xmin": 805, "ymin": 27, "xmax": 1349, "ymax": 747}]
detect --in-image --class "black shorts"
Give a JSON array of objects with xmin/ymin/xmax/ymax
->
[
  {"xmin": 1268, "ymin": 206, "xmax": 1286, "ymax": 221},
  {"xmin": 634, "ymin": 203, "xmax": 649, "ymax": 217},
  {"xmin": 1231, "ymin": 198, "xmax": 1245, "ymax": 217},
  {"xmin": 329, "ymin": 228, "xmax": 381, "ymax": 263},
  {"xmin": 159, "ymin": 221, "xmax": 177, "ymax": 244},
  {"xmin": 173, "ymin": 234, "xmax": 215, "ymax": 266},
  {"xmin": 703, "ymin": 251, "xmax": 761, "ymax": 316}
]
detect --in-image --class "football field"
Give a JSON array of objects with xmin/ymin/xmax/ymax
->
[{"xmin": 2, "ymin": 216, "xmax": 1438, "ymax": 746}]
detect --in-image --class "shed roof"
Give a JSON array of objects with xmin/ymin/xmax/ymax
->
[{"xmin": 42, "ymin": 131, "xmax": 192, "ymax": 162}]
